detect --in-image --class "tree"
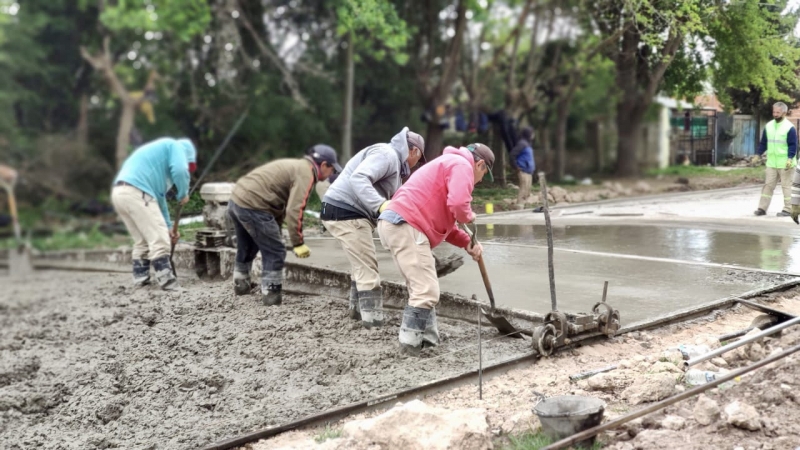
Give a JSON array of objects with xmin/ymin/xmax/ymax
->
[
  {"xmin": 336, "ymin": 0, "xmax": 409, "ymax": 159},
  {"xmin": 79, "ymin": 0, "xmax": 211, "ymax": 169}
]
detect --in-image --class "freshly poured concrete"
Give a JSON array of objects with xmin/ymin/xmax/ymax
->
[{"xmin": 302, "ymin": 237, "xmax": 792, "ymax": 325}]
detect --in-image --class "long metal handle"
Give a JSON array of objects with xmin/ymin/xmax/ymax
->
[
  {"xmin": 684, "ymin": 314, "xmax": 800, "ymax": 369},
  {"xmin": 465, "ymin": 223, "xmax": 496, "ymax": 310},
  {"xmin": 538, "ymin": 172, "xmax": 557, "ymax": 311}
]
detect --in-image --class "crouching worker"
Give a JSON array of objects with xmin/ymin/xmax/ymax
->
[
  {"xmin": 377, "ymin": 143, "xmax": 494, "ymax": 355},
  {"xmin": 228, "ymin": 145, "xmax": 341, "ymax": 306},
  {"xmin": 321, "ymin": 127, "xmax": 425, "ymax": 328},
  {"xmin": 111, "ymin": 137, "xmax": 197, "ymax": 290}
]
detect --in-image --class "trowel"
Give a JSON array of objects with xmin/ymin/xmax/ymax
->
[{"xmin": 463, "ymin": 223, "xmax": 524, "ymax": 338}]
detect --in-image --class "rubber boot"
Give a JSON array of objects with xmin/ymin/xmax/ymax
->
[
  {"xmin": 261, "ymin": 270, "xmax": 283, "ymax": 306},
  {"xmin": 132, "ymin": 259, "xmax": 151, "ymax": 288},
  {"xmin": 422, "ymin": 307, "xmax": 440, "ymax": 348},
  {"xmin": 152, "ymin": 256, "xmax": 178, "ymax": 291},
  {"xmin": 358, "ymin": 288, "xmax": 384, "ymax": 328},
  {"xmin": 233, "ymin": 262, "xmax": 253, "ymax": 296},
  {"xmin": 399, "ymin": 306, "xmax": 430, "ymax": 356},
  {"xmin": 349, "ymin": 281, "xmax": 361, "ymax": 320}
]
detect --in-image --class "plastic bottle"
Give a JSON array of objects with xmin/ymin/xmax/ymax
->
[
  {"xmin": 678, "ymin": 344, "xmax": 711, "ymax": 360},
  {"xmin": 684, "ymin": 369, "xmax": 717, "ymax": 386}
]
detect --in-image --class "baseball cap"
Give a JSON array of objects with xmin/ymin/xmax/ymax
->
[
  {"xmin": 466, "ymin": 143, "xmax": 495, "ymax": 182},
  {"xmin": 406, "ymin": 130, "xmax": 427, "ymax": 164},
  {"xmin": 309, "ymin": 144, "xmax": 343, "ymax": 173}
]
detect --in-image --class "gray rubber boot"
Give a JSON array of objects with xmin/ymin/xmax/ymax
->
[
  {"xmin": 358, "ymin": 288, "xmax": 384, "ymax": 328},
  {"xmin": 399, "ymin": 306, "xmax": 430, "ymax": 356},
  {"xmin": 422, "ymin": 307, "xmax": 439, "ymax": 348},
  {"xmin": 152, "ymin": 256, "xmax": 178, "ymax": 291},
  {"xmin": 261, "ymin": 270, "xmax": 283, "ymax": 306},
  {"xmin": 233, "ymin": 262, "xmax": 253, "ymax": 296},
  {"xmin": 349, "ymin": 281, "xmax": 361, "ymax": 320},
  {"xmin": 132, "ymin": 259, "xmax": 151, "ymax": 288}
]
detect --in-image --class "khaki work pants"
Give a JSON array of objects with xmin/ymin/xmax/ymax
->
[
  {"xmin": 323, "ymin": 218, "xmax": 381, "ymax": 291},
  {"xmin": 111, "ymin": 185, "xmax": 171, "ymax": 260},
  {"xmin": 377, "ymin": 221, "xmax": 439, "ymax": 309},
  {"xmin": 517, "ymin": 171, "xmax": 533, "ymax": 205},
  {"xmin": 758, "ymin": 167, "xmax": 792, "ymax": 213}
]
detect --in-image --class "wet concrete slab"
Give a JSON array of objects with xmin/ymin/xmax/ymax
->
[
  {"xmin": 302, "ymin": 237, "xmax": 793, "ymax": 325},
  {"xmin": 476, "ymin": 223, "xmax": 800, "ymax": 273}
]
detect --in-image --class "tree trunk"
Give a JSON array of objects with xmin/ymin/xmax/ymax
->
[
  {"xmin": 425, "ymin": 120, "xmax": 444, "ymax": 163},
  {"xmin": 77, "ymin": 94, "xmax": 89, "ymax": 152},
  {"xmin": 616, "ymin": 110, "xmax": 644, "ymax": 177},
  {"xmin": 117, "ymin": 102, "xmax": 135, "ymax": 170},
  {"xmin": 341, "ymin": 31, "xmax": 354, "ymax": 161},
  {"xmin": 555, "ymin": 101, "xmax": 569, "ymax": 181},
  {"xmin": 541, "ymin": 125, "xmax": 552, "ymax": 174}
]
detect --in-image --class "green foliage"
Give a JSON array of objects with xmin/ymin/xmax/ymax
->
[
  {"xmin": 501, "ymin": 429, "xmax": 602, "ymax": 450},
  {"xmin": 646, "ymin": 165, "xmax": 763, "ymax": 179},
  {"xmin": 98, "ymin": 0, "xmax": 210, "ymax": 42},
  {"xmin": 0, "ymin": 225, "xmax": 129, "ymax": 252},
  {"xmin": 336, "ymin": 0, "xmax": 409, "ymax": 64}
]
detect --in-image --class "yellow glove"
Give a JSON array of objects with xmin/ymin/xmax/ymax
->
[
  {"xmin": 293, "ymin": 244, "xmax": 311, "ymax": 258},
  {"xmin": 379, "ymin": 200, "xmax": 391, "ymax": 214},
  {"xmin": 792, "ymin": 205, "xmax": 800, "ymax": 225},
  {"xmin": 787, "ymin": 159, "xmax": 796, "ymax": 169}
]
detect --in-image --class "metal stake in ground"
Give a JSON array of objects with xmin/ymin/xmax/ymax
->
[
  {"xmin": 478, "ymin": 305, "xmax": 483, "ymax": 400},
  {"xmin": 538, "ymin": 172, "xmax": 557, "ymax": 311},
  {"xmin": 169, "ymin": 109, "xmax": 249, "ymax": 276}
]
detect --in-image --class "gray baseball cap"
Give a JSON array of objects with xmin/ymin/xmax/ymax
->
[{"xmin": 309, "ymin": 144, "xmax": 342, "ymax": 173}]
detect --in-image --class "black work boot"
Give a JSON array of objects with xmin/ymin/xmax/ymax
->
[
  {"xmin": 422, "ymin": 307, "xmax": 440, "ymax": 348},
  {"xmin": 399, "ymin": 306, "xmax": 431, "ymax": 356},
  {"xmin": 233, "ymin": 263, "xmax": 253, "ymax": 296},
  {"xmin": 358, "ymin": 288, "xmax": 384, "ymax": 328},
  {"xmin": 349, "ymin": 281, "xmax": 361, "ymax": 320},
  {"xmin": 754, "ymin": 208, "xmax": 766, "ymax": 216},
  {"xmin": 777, "ymin": 210, "xmax": 791, "ymax": 217},
  {"xmin": 152, "ymin": 256, "xmax": 178, "ymax": 291},
  {"xmin": 132, "ymin": 259, "xmax": 151, "ymax": 288},
  {"xmin": 262, "ymin": 284, "xmax": 282, "ymax": 306}
]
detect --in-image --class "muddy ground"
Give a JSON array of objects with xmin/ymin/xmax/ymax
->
[
  {"xmin": 258, "ymin": 287, "xmax": 800, "ymax": 450},
  {"xmin": 0, "ymin": 270, "xmax": 530, "ymax": 450}
]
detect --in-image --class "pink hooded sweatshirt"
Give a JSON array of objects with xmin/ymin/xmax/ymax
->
[{"xmin": 386, "ymin": 146, "xmax": 476, "ymax": 249}]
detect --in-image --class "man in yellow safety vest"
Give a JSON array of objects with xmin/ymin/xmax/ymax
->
[{"xmin": 755, "ymin": 102, "xmax": 797, "ymax": 217}]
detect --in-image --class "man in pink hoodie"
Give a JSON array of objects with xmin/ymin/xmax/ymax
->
[{"xmin": 377, "ymin": 143, "xmax": 495, "ymax": 355}]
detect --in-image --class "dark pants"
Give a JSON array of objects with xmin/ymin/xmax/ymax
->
[{"xmin": 227, "ymin": 201, "xmax": 285, "ymax": 283}]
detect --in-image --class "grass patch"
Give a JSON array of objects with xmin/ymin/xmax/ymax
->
[
  {"xmin": 178, "ymin": 221, "xmax": 206, "ymax": 243},
  {"xmin": 313, "ymin": 424, "xmax": 342, "ymax": 443},
  {"xmin": 472, "ymin": 186, "xmax": 520, "ymax": 206},
  {"xmin": 502, "ymin": 430, "xmax": 603, "ymax": 450},
  {"xmin": 0, "ymin": 225, "xmax": 129, "ymax": 252},
  {"xmin": 646, "ymin": 165, "xmax": 762, "ymax": 179}
]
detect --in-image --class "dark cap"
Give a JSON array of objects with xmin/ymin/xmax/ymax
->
[
  {"xmin": 309, "ymin": 144, "xmax": 342, "ymax": 173},
  {"xmin": 407, "ymin": 130, "xmax": 426, "ymax": 164},
  {"xmin": 466, "ymin": 143, "xmax": 495, "ymax": 182}
]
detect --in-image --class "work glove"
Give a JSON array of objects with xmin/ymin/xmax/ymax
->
[
  {"xmin": 788, "ymin": 159, "xmax": 796, "ymax": 169},
  {"xmin": 379, "ymin": 200, "xmax": 391, "ymax": 214},
  {"xmin": 792, "ymin": 205, "xmax": 800, "ymax": 225},
  {"xmin": 293, "ymin": 244, "xmax": 311, "ymax": 258}
]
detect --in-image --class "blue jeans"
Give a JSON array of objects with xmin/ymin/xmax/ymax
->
[{"xmin": 227, "ymin": 201, "xmax": 285, "ymax": 286}]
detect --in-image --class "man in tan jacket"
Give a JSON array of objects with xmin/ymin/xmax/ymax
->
[{"xmin": 228, "ymin": 145, "xmax": 341, "ymax": 306}]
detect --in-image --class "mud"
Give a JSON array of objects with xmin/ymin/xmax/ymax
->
[{"xmin": 0, "ymin": 270, "xmax": 529, "ymax": 450}]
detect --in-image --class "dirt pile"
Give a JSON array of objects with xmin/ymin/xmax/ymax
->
[{"xmin": 0, "ymin": 271, "xmax": 529, "ymax": 450}]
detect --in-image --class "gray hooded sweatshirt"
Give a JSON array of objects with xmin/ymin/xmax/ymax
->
[{"xmin": 322, "ymin": 127, "xmax": 411, "ymax": 226}]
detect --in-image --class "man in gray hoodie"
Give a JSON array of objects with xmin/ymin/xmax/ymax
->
[{"xmin": 321, "ymin": 127, "xmax": 425, "ymax": 328}]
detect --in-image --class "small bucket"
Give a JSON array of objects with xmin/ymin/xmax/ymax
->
[{"xmin": 533, "ymin": 395, "xmax": 605, "ymax": 448}]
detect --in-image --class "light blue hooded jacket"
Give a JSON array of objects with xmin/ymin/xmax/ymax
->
[{"xmin": 113, "ymin": 138, "xmax": 197, "ymax": 228}]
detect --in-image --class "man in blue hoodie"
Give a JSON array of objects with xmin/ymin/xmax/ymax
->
[
  {"xmin": 111, "ymin": 137, "xmax": 197, "ymax": 290},
  {"xmin": 321, "ymin": 128, "xmax": 425, "ymax": 328},
  {"xmin": 510, "ymin": 127, "xmax": 535, "ymax": 207}
]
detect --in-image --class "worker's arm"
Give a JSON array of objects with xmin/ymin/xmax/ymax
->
[
  {"xmin": 168, "ymin": 140, "xmax": 191, "ymax": 201},
  {"xmin": 157, "ymin": 195, "xmax": 172, "ymax": 229},
  {"xmin": 508, "ymin": 141, "xmax": 523, "ymax": 169},
  {"xmin": 349, "ymin": 152, "xmax": 392, "ymax": 215},
  {"xmin": 758, "ymin": 129, "xmax": 768, "ymax": 156},
  {"xmin": 788, "ymin": 127, "xmax": 797, "ymax": 160},
  {"xmin": 286, "ymin": 167, "xmax": 315, "ymax": 247},
  {"xmin": 443, "ymin": 163, "xmax": 475, "ymax": 249}
]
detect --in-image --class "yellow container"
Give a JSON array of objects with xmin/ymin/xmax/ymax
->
[{"xmin": 485, "ymin": 202, "xmax": 494, "ymax": 215}]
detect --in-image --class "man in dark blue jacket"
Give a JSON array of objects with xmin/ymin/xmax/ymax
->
[{"xmin": 510, "ymin": 127, "xmax": 535, "ymax": 206}]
